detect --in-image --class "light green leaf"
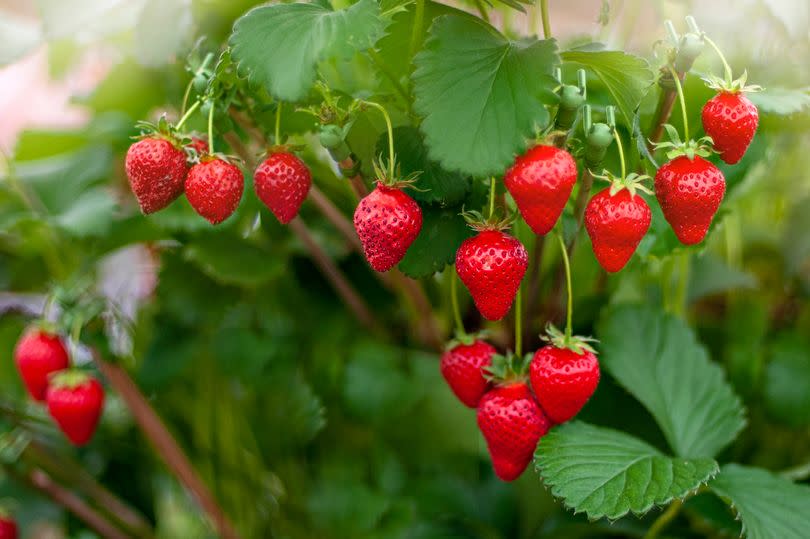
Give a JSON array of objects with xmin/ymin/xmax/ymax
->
[
  {"xmin": 763, "ymin": 336, "xmax": 810, "ymax": 427},
  {"xmin": 184, "ymin": 235, "xmax": 284, "ymax": 287},
  {"xmin": 598, "ymin": 305, "xmax": 746, "ymax": 458},
  {"xmin": 710, "ymin": 464, "xmax": 810, "ymax": 539},
  {"xmin": 376, "ymin": 126, "xmax": 470, "ymax": 205},
  {"xmin": 412, "ymin": 14, "xmax": 559, "ymax": 176},
  {"xmin": 54, "ymin": 188, "xmax": 117, "ymax": 237},
  {"xmin": 688, "ymin": 253, "xmax": 757, "ymax": 301},
  {"xmin": 562, "ymin": 48, "xmax": 653, "ymax": 126},
  {"xmin": 748, "ymin": 87, "xmax": 810, "ymax": 116},
  {"xmin": 397, "ymin": 205, "xmax": 473, "ymax": 278},
  {"xmin": 535, "ymin": 422, "xmax": 718, "ymax": 520},
  {"xmin": 230, "ymin": 0, "xmax": 386, "ymax": 102},
  {"xmin": 134, "ymin": 0, "xmax": 193, "ymax": 67}
]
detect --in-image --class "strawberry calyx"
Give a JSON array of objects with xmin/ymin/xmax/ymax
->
[
  {"xmin": 371, "ymin": 157, "xmax": 422, "ymax": 190},
  {"xmin": 541, "ymin": 324, "xmax": 598, "ymax": 355},
  {"xmin": 702, "ymin": 70, "xmax": 762, "ymax": 95},
  {"xmin": 133, "ymin": 117, "xmax": 188, "ymax": 150},
  {"xmin": 484, "ymin": 351, "xmax": 531, "ymax": 386},
  {"xmin": 262, "ymin": 143, "xmax": 306, "ymax": 158},
  {"xmin": 653, "ymin": 124, "xmax": 713, "ymax": 160},
  {"xmin": 592, "ymin": 170, "xmax": 653, "ymax": 198},
  {"xmin": 198, "ymin": 152, "xmax": 243, "ymax": 167},
  {"xmin": 48, "ymin": 369, "xmax": 93, "ymax": 390},
  {"xmin": 445, "ymin": 330, "xmax": 490, "ymax": 350},
  {"xmin": 460, "ymin": 209, "xmax": 515, "ymax": 232}
]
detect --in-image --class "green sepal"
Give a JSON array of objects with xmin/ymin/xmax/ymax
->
[
  {"xmin": 591, "ymin": 170, "xmax": 653, "ymax": 198},
  {"xmin": 541, "ymin": 324, "xmax": 598, "ymax": 355},
  {"xmin": 484, "ymin": 351, "xmax": 532, "ymax": 385},
  {"xmin": 652, "ymin": 124, "xmax": 714, "ymax": 160},
  {"xmin": 132, "ymin": 117, "xmax": 188, "ymax": 149},
  {"xmin": 48, "ymin": 369, "xmax": 92, "ymax": 390},
  {"xmin": 460, "ymin": 208, "xmax": 517, "ymax": 232},
  {"xmin": 444, "ymin": 330, "xmax": 491, "ymax": 350},
  {"xmin": 371, "ymin": 156, "xmax": 423, "ymax": 190},
  {"xmin": 702, "ymin": 70, "xmax": 763, "ymax": 94}
]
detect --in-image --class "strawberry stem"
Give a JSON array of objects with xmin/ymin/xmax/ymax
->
[
  {"xmin": 613, "ymin": 126, "xmax": 627, "ymax": 180},
  {"xmin": 361, "ymin": 101, "xmax": 395, "ymax": 180},
  {"xmin": 180, "ymin": 52, "xmax": 213, "ymax": 116},
  {"xmin": 274, "ymin": 101, "xmax": 282, "ymax": 145},
  {"xmin": 667, "ymin": 65, "xmax": 689, "ymax": 141},
  {"xmin": 450, "ymin": 266, "xmax": 466, "ymax": 337},
  {"xmin": 540, "ymin": 0, "xmax": 551, "ymax": 39},
  {"xmin": 515, "ymin": 287, "xmax": 523, "ymax": 356},
  {"xmin": 207, "ymin": 99, "xmax": 215, "ymax": 155},
  {"xmin": 175, "ymin": 100, "xmax": 201, "ymax": 131},
  {"xmin": 555, "ymin": 231, "xmax": 573, "ymax": 342},
  {"xmin": 488, "ymin": 177, "xmax": 496, "ymax": 219},
  {"xmin": 702, "ymin": 34, "xmax": 734, "ymax": 86}
]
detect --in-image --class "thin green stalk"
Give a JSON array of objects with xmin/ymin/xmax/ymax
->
[
  {"xmin": 643, "ymin": 499, "xmax": 683, "ymax": 539},
  {"xmin": 450, "ymin": 268, "xmax": 465, "ymax": 337},
  {"xmin": 674, "ymin": 251, "xmax": 690, "ymax": 317},
  {"xmin": 473, "ymin": 0, "xmax": 489, "ymax": 22},
  {"xmin": 667, "ymin": 65, "xmax": 689, "ymax": 140},
  {"xmin": 275, "ymin": 102, "xmax": 282, "ymax": 145},
  {"xmin": 702, "ymin": 35, "xmax": 734, "ymax": 84},
  {"xmin": 362, "ymin": 101, "xmax": 395, "ymax": 179},
  {"xmin": 540, "ymin": 0, "xmax": 551, "ymax": 39},
  {"xmin": 207, "ymin": 100, "xmax": 215, "ymax": 155},
  {"xmin": 408, "ymin": 0, "xmax": 426, "ymax": 61},
  {"xmin": 613, "ymin": 128, "xmax": 626, "ymax": 180},
  {"xmin": 175, "ymin": 100, "xmax": 201, "ymax": 130},
  {"xmin": 488, "ymin": 177, "xmax": 496, "ymax": 219},
  {"xmin": 180, "ymin": 52, "xmax": 213, "ymax": 115},
  {"xmin": 555, "ymin": 232, "xmax": 573, "ymax": 341},
  {"xmin": 515, "ymin": 288, "xmax": 523, "ymax": 356}
]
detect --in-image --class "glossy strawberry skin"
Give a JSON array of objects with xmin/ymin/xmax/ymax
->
[
  {"xmin": 185, "ymin": 158, "xmax": 244, "ymax": 224},
  {"xmin": 440, "ymin": 340, "xmax": 496, "ymax": 408},
  {"xmin": 455, "ymin": 230, "xmax": 528, "ymax": 321},
  {"xmin": 353, "ymin": 184, "xmax": 422, "ymax": 272},
  {"xmin": 254, "ymin": 152, "xmax": 312, "ymax": 224},
  {"xmin": 46, "ymin": 378, "xmax": 105, "ymax": 446},
  {"xmin": 702, "ymin": 92, "xmax": 758, "ymax": 165},
  {"xmin": 530, "ymin": 345, "xmax": 600, "ymax": 424},
  {"xmin": 125, "ymin": 138, "xmax": 188, "ymax": 214},
  {"xmin": 0, "ymin": 518, "xmax": 17, "ymax": 539},
  {"xmin": 13, "ymin": 330, "xmax": 70, "ymax": 402},
  {"xmin": 504, "ymin": 145, "xmax": 578, "ymax": 235},
  {"xmin": 585, "ymin": 189, "xmax": 651, "ymax": 273},
  {"xmin": 477, "ymin": 383, "xmax": 551, "ymax": 481},
  {"xmin": 655, "ymin": 156, "xmax": 725, "ymax": 245}
]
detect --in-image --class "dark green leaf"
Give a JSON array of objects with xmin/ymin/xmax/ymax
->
[
  {"xmin": 598, "ymin": 305, "xmax": 746, "ymax": 458},
  {"xmin": 535, "ymin": 422, "xmax": 718, "ymax": 520},
  {"xmin": 763, "ymin": 335, "xmax": 810, "ymax": 427},
  {"xmin": 184, "ymin": 235, "xmax": 284, "ymax": 287},
  {"xmin": 688, "ymin": 253, "xmax": 757, "ymax": 301},
  {"xmin": 230, "ymin": 0, "xmax": 386, "ymax": 102},
  {"xmin": 412, "ymin": 14, "xmax": 559, "ymax": 176},
  {"xmin": 398, "ymin": 205, "xmax": 473, "ymax": 278}
]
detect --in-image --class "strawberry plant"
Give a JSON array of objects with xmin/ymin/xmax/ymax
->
[{"xmin": 1, "ymin": 1, "xmax": 810, "ymax": 538}]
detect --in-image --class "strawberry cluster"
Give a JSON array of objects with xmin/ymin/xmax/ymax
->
[
  {"xmin": 13, "ymin": 327, "xmax": 105, "ymax": 447},
  {"xmin": 440, "ymin": 328, "xmax": 599, "ymax": 481}
]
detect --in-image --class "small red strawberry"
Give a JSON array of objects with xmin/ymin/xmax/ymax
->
[
  {"xmin": 46, "ymin": 371, "xmax": 105, "ymax": 447},
  {"xmin": 477, "ymin": 354, "xmax": 550, "ymax": 481},
  {"xmin": 702, "ymin": 92, "xmax": 758, "ymax": 165},
  {"xmin": 188, "ymin": 136, "xmax": 209, "ymax": 156},
  {"xmin": 14, "ymin": 328, "xmax": 70, "ymax": 402},
  {"xmin": 655, "ymin": 155, "xmax": 725, "ymax": 245},
  {"xmin": 254, "ymin": 152, "xmax": 312, "ymax": 224},
  {"xmin": 125, "ymin": 137, "xmax": 188, "ymax": 214},
  {"xmin": 353, "ymin": 173, "xmax": 422, "ymax": 272},
  {"xmin": 0, "ymin": 513, "xmax": 16, "ymax": 539},
  {"xmin": 440, "ymin": 337, "xmax": 496, "ymax": 408},
  {"xmin": 456, "ymin": 226, "xmax": 528, "ymax": 322},
  {"xmin": 504, "ymin": 145, "xmax": 578, "ymax": 235},
  {"xmin": 529, "ymin": 326, "xmax": 600, "ymax": 424},
  {"xmin": 185, "ymin": 157, "xmax": 244, "ymax": 224},
  {"xmin": 585, "ymin": 173, "xmax": 652, "ymax": 273}
]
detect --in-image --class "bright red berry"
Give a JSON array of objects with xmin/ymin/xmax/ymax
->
[
  {"xmin": 585, "ymin": 188, "xmax": 651, "ymax": 273},
  {"xmin": 46, "ymin": 371, "xmax": 105, "ymax": 447},
  {"xmin": 188, "ymin": 136, "xmax": 208, "ymax": 156},
  {"xmin": 13, "ymin": 329, "xmax": 70, "ymax": 402},
  {"xmin": 185, "ymin": 158, "xmax": 244, "ymax": 224},
  {"xmin": 440, "ymin": 339, "xmax": 496, "ymax": 408},
  {"xmin": 702, "ymin": 92, "xmax": 758, "ymax": 165},
  {"xmin": 504, "ymin": 145, "xmax": 578, "ymax": 235},
  {"xmin": 477, "ymin": 382, "xmax": 551, "ymax": 481},
  {"xmin": 353, "ymin": 184, "xmax": 422, "ymax": 272},
  {"xmin": 530, "ymin": 345, "xmax": 600, "ymax": 424},
  {"xmin": 254, "ymin": 152, "xmax": 312, "ymax": 224},
  {"xmin": 0, "ymin": 515, "xmax": 17, "ymax": 539},
  {"xmin": 456, "ymin": 230, "xmax": 528, "ymax": 321},
  {"xmin": 655, "ymin": 155, "xmax": 725, "ymax": 245},
  {"xmin": 125, "ymin": 138, "xmax": 188, "ymax": 214}
]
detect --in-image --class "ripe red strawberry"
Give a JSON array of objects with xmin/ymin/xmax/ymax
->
[
  {"xmin": 478, "ymin": 382, "xmax": 550, "ymax": 481},
  {"xmin": 0, "ymin": 515, "xmax": 16, "ymax": 539},
  {"xmin": 456, "ymin": 229, "xmax": 528, "ymax": 321},
  {"xmin": 585, "ymin": 184, "xmax": 651, "ymax": 273},
  {"xmin": 13, "ymin": 328, "xmax": 70, "ymax": 402},
  {"xmin": 185, "ymin": 157, "xmax": 244, "ymax": 224},
  {"xmin": 440, "ymin": 338, "xmax": 496, "ymax": 408},
  {"xmin": 46, "ymin": 371, "xmax": 105, "ymax": 447},
  {"xmin": 530, "ymin": 336, "xmax": 600, "ymax": 424},
  {"xmin": 254, "ymin": 152, "xmax": 312, "ymax": 224},
  {"xmin": 655, "ymin": 155, "xmax": 725, "ymax": 245},
  {"xmin": 504, "ymin": 145, "xmax": 578, "ymax": 235},
  {"xmin": 702, "ymin": 92, "xmax": 758, "ymax": 165},
  {"xmin": 353, "ymin": 184, "xmax": 422, "ymax": 272},
  {"xmin": 125, "ymin": 137, "xmax": 188, "ymax": 214},
  {"xmin": 188, "ymin": 136, "xmax": 208, "ymax": 156}
]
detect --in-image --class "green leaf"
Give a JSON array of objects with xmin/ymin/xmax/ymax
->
[
  {"xmin": 562, "ymin": 48, "xmax": 653, "ymax": 126},
  {"xmin": 377, "ymin": 127, "xmax": 470, "ymax": 204},
  {"xmin": 598, "ymin": 305, "xmax": 746, "ymax": 458},
  {"xmin": 710, "ymin": 464, "xmax": 810, "ymax": 539},
  {"xmin": 763, "ymin": 335, "xmax": 810, "ymax": 427},
  {"xmin": 134, "ymin": 0, "xmax": 193, "ymax": 67},
  {"xmin": 230, "ymin": 0, "xmax": 386, "ymax": 102},
  {"xmin": 54, "ymin": 188, "xmax": 117, "ymax": 237},
  {"xmin": 535, "ymin": 422, "xmax": 718, "ymax": 520},
  {"xmin": 412, "ymin": 14, "xmax": 559, "ymax": 176},
  {"xmin": 397, "ymin": 205, "xmax": 473, "ymax": 278},
  {"xmin": 748, "ymin": 87, "xmax": 810, "ymax": 116},
  {"xmin": 184, "ymin": 235, "xmax": 284, "ymax": 287},
  {"xmin": 688, "ymin": 253, "xmax": 757, "ymax": 301}
]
